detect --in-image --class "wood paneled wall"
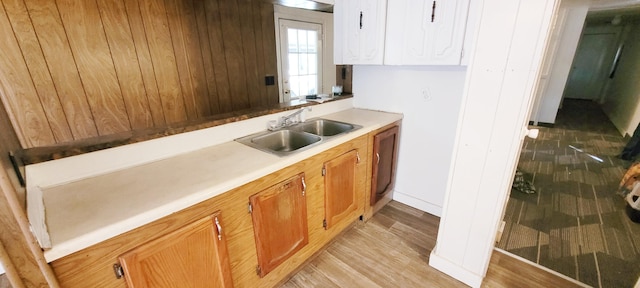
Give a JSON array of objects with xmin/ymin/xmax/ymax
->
[{"xmin": 0, "ymin": 0, "xmax": 279, "ymax": 148}]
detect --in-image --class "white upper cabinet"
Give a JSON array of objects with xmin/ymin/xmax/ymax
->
[
  {"xmin": 334, "ymin": 0, "xmax": 473, "ymax": 66},
  {"xmin": 385, "ymin": 0, "xmax": 471, "ymax": 65},
  {"xmin": 334, "ymin": 0, "xmax": 387, "ymax": 65}
]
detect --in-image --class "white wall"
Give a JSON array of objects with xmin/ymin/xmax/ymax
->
[
  {"xmin": 602, "ymin": 21, "xmax": 640, "ymax": 136},
  {"xmin": 530, "ymin": 0, "xmax": 589, "ymax": 124},
  {"xmin": 353, "ymin": 65, "xmax": 467, "ymax": 216}
]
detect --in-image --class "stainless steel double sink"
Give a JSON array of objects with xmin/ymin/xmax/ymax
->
[{"xmin": 235, "ymin": 118, "xmax": 362, "ymax": 156}]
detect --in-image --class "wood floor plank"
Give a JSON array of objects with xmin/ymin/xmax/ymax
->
[
  {"xmin": 311, "ymin": 252, "xmax": 382, "ymax": 288},
  {"xmin": 282, "ymin": 201, "xmax": 584, "ymax": 288},
  {"xmin": 287, "ymin": 265, "xmax": 339, "ymax": 288}
]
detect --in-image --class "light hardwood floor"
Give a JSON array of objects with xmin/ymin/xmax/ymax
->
[{"xmin": 281, "ymin": 201, "xmax": 586, "ymax": 288}]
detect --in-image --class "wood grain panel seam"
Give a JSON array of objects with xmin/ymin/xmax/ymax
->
[
  {"xmin": 21, "ymin": 0, "xmax": 96, "ymax": 142},
  {"xmin": 161, "ymin": 0, "xmax": 189, "ymax": 120},
  {"xmin": 191, "ymin": 0, "xmax": 219, "ymax": 114},
  {"xmin": 0, "ymin": 0, "xmax": 53, "ymax": 146},
  {"xmin": 203, "ymin": 0, "xmax": 227, "ymax": 113},
  {"xmin": 51, "ymin": 0, "xmax": 100, "ymax": 136},
  {"xmin": 95, "ymin": 0, "xmax": 134, "ymax": 128},
  {"xmin": 126, "ymin": 0, "xmax": 167, "ymax": 126}
]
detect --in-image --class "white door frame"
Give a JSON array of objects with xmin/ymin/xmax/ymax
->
[{"xmin": 274, "ymin": 5, "xmax": 335, "ymax": 103}]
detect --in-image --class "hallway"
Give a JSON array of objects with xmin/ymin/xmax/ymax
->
[{"xmin": 498, "ymin": 99, "xmax": 640, "ymax": 287}]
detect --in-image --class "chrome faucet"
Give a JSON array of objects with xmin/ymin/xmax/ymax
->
[{"xmin": 269, "ymin": 107, "xmax": 312, "ymax": 130}]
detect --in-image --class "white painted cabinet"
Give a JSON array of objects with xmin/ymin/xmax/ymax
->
[
  {"xmin": 334, "ymin": 0, "xmax": 387, "ymax": 65},
  {"xmin": 385, "ymin": 0, "xmax": 471, "ymax": 65}
]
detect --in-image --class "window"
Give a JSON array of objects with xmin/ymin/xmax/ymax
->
[{"xmin": 279, "ymin": 20, "xmax": 322, "ymax": 101}]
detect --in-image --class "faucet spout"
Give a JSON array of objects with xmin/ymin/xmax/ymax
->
[{"xmin": 270, "ymin": 107, "xmax": 312, "ymax": 130}]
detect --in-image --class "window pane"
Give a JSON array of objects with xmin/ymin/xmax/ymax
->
[
  {"xmin": 288, "ymin": 29, "xmax": 298, "ymax": 53},
  {"xmin": 307, "ymin": 31, "xmax": 317, "ymax": 53},
  {"xmin": 308, "ymin": 54, "xmax": 317, "ymax": 75},
  {"xmin": 288, "ymin": 54, "xmax": 299, "ymax": 76},
  {"xmin": 298, "ymin": 29, "xmax": 308, "ymax": 53},
  {"xmin": 298, "ymin": 53, "xmax": 308, "ymax": 75}
]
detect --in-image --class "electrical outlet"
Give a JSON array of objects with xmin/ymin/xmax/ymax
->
[{"xmin": 265, "ymin": 75, "xmax": 275, "ymax": 86}]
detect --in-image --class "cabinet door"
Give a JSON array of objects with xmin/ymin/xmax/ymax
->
[
  {"xmin": 118, "ymin": 212, "xmax": 233, "ymax": 288},
  {"xmin": 324, "ymin": 150, "xmax": 359, "ymax": 230},
  {"xmin": 250, "ymin": 173, "xmax": 308, "ymax": 278},
  {"xmin": 385, "ymin": 0, "xmax": 470, "ymax": 65},
  {"xmin": 371, "ymin": 126, "xmax": 399, "ymax": 205},
  {"xmin": 335, "ymin": 0, "xmax": 387, "ymax": 64}
]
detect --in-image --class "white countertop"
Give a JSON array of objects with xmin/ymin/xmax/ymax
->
[{"xmin": 32, "ymin": 108, "xmax": 402, "ymax": 262}]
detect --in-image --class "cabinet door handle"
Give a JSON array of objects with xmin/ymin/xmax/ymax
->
[
  {"xmin": 301, "ymin": 176, "xmax": 306, "ymax": 196},
  {"xmin": 376, "ymin": 152, "xmax": 380, "ymax": 165},
  {"xmin": 214, "ymin": 216, "xmax": 222, "ymax": 240},
  {"xmin": 359, "ymin": 11, "xmax": 363, "ymax": 29},
  {"xmin": 356, "ymin": 151, "xmax": 361, "ymax": 163},
  {"xmin": 431, "ymin": 1, "xmax": 436, "ymax": 22}
]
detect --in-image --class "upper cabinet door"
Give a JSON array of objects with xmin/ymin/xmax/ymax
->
[
  {"xmin": 385, "ymin": 0, "xmax": 470, "ymax": 65},
  {"xmin": 335, "ymin": 0, "xmax": 387, "ymax": 65}
]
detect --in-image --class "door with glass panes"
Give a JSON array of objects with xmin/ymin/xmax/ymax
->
[{"xmin": 278, "ymin": 19, "xmax": 323, "ymax": 101}]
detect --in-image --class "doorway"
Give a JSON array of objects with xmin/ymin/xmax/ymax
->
[
  {"xmin": 277, "ymin": 19, "xmax": 323, "ymax": 101},
  {"xmin": 563, "ymin": 28, "xmax": 618, "ymax": 101},
  {"xmin": 498, "ymin": 8, "xmax": 640, "ymax": 288}
]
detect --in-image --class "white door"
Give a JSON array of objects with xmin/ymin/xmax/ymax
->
[
  {"xmin": 278, "ymin": 20, "xmax": 322, "ymax": 101},
  {"xmin": 564, "ymin": 32, "xmax": 616, "ymax": 100}
]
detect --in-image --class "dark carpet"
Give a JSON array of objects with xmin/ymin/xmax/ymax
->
[{"xmin": 497, "ymin": 99, "xmax": 640, "ymax": 288}]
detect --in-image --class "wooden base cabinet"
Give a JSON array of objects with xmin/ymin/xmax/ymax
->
[
  {"xmin": 363, "ymin": 122, "xmax": 401, "ymax": 221},
  {"xmin": 249, "ymin": 173, "xmax": 308, "ymax": 278},
  {"xmin": 323, "ymin": 150, "xmax": 360, "ymax": 230},
  {"xmin": 49, "ymin": 133, "xmax": 378, "ymax": 288},
  {"xmin": 371, "ymin": 125, "xmax": 399, "ymax": 205},
  {"xmin": 118, "ymin": 212, "xmax": 233, "ymax": 288}
]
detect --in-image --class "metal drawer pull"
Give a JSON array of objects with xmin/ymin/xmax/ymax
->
[
  {"xmin": 301, "ymin": 176, "xmax": 307, "ymax": 196},
  {"xmin": 214, "ymin": 217, "xmax": 222, "ymax": 240}
]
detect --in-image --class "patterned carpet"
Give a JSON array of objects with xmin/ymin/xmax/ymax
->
[{"xmin": 497, "ymin": 99, "xmax": 640, "ymax": 288}]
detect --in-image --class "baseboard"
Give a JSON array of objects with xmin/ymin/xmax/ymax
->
[
  {"xmin": 392, "ymin": 191, "xmax": 442, "ymax": 217},
  {"xmin": 429, "ymin": 250, "xmax": 483, "ymax": 288},
  {"xmin": 494, "ymin": 249, "xmax": 590, "ymax": 288}
]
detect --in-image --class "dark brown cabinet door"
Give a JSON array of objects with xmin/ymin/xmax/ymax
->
[
  {"xmin": 324, "ymin": 150, "xmax": 359, "ymax": 230},
  {"xmin": 118, "ymin": 211, "xmax": 233, "ymax": 288},
  {"xmin": 249, "ymin": 173, "xmax": 309, "ymax": 278},
  {"xmin": 371, "ymin": 126, "xmax": 399, "ymax": 205}
]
